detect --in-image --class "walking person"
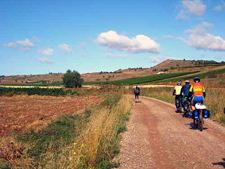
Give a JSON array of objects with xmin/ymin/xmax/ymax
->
[{"xmin": 134, "ymin": 85, "xmax": 140, "ymax": 103}]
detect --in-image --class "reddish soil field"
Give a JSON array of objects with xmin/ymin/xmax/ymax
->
[{"xmin": 0, "ymin": 95, "xmax": 102, "ymax": 137}]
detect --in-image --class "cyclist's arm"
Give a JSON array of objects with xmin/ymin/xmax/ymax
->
[
  {"xmin": 202, "ymin": 86, "xmax": 206, "ymax": 98},
  {"xmin": 188, "ymin": 85, "xmax": 193, "ymax": 98}
]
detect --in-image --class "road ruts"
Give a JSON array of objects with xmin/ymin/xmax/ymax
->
[{"xmin": 118, "ymin": 96, "xmax": 225, "ymax": 169}]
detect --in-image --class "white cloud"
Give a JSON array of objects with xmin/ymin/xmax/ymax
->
[
  {"xmin": 3, "ymin": 42, "xmax": 17, "ymax": 48},
  {"xmin": 164, "ymin": 22, "xmax": 225, "ymax": 51},
  {"xmin": 58, "ymin": 44, "xmax": 72, "ymax": 53},
  {"xmin": 177, "ymin": 0, "xmax": 206, "ymax": 19},
  {"xmin": 3, "ymin": 37, "xmax": 38, "ymax": 51},
  {"xmin": 104, "ymin": 53, "xmax": 128, "ymax": 58},
  {"xmin": 38, "ymin": 48, "xmax": 54, "ymax": 56},
  {"xmin": 185, "ymin": 22, "xmax": 225, "ymax": 51},
  {"xmin": 97, "ymin": 30, "xmax": 160, "ymax": 53},
  {"xmin": 149, "ymin": 56, "xmax": 169, "ymax": 63},
  {"xmin": 36, "ymin": 57, "xmax": 54, "ymax": 64},
  {"xmin": 17, "ymin": 38, "xmax": 35, "ymax": 47}
]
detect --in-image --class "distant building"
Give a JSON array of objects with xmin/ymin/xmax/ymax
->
[{"xmin": 157, "ymin": 71, "xmax": 166, "ymax": 74}]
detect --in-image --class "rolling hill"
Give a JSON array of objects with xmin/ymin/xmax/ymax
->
[{"xmin": 0, "ymin": 59, "xmax": 224, "ymax": 86}]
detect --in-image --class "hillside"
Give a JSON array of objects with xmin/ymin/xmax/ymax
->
[
  {"xmin": 153, "ymin": 59, "xmax": 218, "ymax": 71},
  {"xmin": 0, "ymin": 59, "xmax": 224, "ymax": 85}
]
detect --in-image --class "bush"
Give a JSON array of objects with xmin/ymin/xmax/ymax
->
[{"xmin": 63, "ymin": 69, "xmax": 83, "ymax": 88}]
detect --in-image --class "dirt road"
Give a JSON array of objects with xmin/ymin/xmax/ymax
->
[{"xmin": 118, "ymin": 96, "xmax": 225, "ymax": 169}]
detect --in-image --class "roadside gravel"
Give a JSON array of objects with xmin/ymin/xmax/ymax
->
[{"xmin": 116, "ymin": 96, "xmax": 225, "ymax": 169}]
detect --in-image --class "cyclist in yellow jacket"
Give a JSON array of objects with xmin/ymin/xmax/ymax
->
[{"xmin": 173, "ymin": 82, "xmax": 182, "ymax": 112}]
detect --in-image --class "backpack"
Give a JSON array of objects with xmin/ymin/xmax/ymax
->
[{"xmin": 134, "ymin": 88, "xmax": 139, "ymax": 94}]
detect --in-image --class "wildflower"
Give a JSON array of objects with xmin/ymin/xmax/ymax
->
[
  {"xmin": 81, "ymin": 144, "xmax": 85, "ymax": 147},
  {"xmin": 74, "ymin": 142, "xmax": 76, "ymax": 145},
  {"xmin": 74, "ymin": 152, "xmax": 76, "ymax": 155}
]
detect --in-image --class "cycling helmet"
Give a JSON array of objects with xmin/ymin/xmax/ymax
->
[
  {"xmin": 194, "ymin": 77, "xmax": 200, "ymax": 82},
  {"xmin": 185, "ymin": 80, "xmax": 190, "ymax": 84},
  {"xmin": 177, "ymin": 82, "xmax": 181, "ymax": 85}
]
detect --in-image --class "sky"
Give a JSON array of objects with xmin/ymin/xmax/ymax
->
[{"xmin": 0, "ymin": 0, "xmax": 225, "ymax": 75}]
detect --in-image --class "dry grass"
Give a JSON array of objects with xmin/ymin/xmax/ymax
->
[
  {"xmin": 0, "ymin": 92, "xmax": 132, "ymax": 168},
  {"xmin": 204, "ymin": 88, "xmax": 225, "ymax": 123},
  {"xmin": 56, "ymin": 94, "xmax": 131, "ymax": 168}
]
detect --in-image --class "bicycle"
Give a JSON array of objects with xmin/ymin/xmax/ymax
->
[
  {"xmin": 182, "ymin": 96, "xmax": 190, "ymax": 117},
  {"xmin": 192, "ymin": 102, "xmax": 210, "ymax": 131}
]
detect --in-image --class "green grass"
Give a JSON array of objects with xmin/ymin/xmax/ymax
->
[
  {"xmin": 19, "ymin": 115, "xmax": 78, "ymax": 157},
  {"xmin": 155, "ymin": 68, "xmax": 225, "ymax": 83},
  {"xmin": 15, "ymin": 110, "xmax": 92, "ymax": 167},
  {"xmin": 83, "ymin": 71, "xmax": 197, "ymax": 85}
]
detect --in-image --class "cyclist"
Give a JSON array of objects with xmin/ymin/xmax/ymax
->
[
  {"xmin": 134, "ymin": 85, "xmax": 140, "ymax": 102},
  {"xmin": 180, "ymin": 80, "xmax": 191, "ymax": 115},
  {"xmin": 180, "ymin": 80, "xmax": 191, "ymax": 105},
  {"xmin": 188, "ymin": 77, "xmax": 206, "ymax": 111},
  {"xmin": 173, "ymin": 82, "xmax": 182, "ymax": 112}
]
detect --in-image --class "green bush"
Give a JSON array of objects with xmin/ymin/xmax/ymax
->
[{"xmin": 63, "ymin": 69, "xmax": 83, "ymax": 88}]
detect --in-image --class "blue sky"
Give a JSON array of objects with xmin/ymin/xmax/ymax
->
[{"xmin": 1, "ymin": 0, "xmax": 225, "ymax": 75}]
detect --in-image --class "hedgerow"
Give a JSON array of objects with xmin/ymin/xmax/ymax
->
[{"xmin": 0, "ymin": 87, "xmax": 78, "ymax": 96}]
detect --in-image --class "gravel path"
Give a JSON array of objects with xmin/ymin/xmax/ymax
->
[{"xmin": 117, "ymin": 96, "xmax": 225, "ymax": 169}]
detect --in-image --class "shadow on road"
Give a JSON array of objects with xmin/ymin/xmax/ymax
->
[
  {"xmin": 185, "ymin": 122, "xmax": 208, "ymax": 130},
  {"xmin": 212, "ymin": 158, "xmax": 225, "ymax": 168}
]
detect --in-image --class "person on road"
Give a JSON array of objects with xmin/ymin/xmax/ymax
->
[
  {"xmin": 173, "ymin": 82, "xmax": 182, "ymax": 112},
  {"xmin": 134, "ymin": 85, "xmax": 140, "ymax": 102},
  {"xmin": 180, "ymin": 80, "xmax": 191, "ymax": 105},
  {"xmin": 188, "ymin": 77, "xmax": 206, "ymax": 111}
]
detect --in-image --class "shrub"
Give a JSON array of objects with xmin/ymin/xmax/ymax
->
[{"xmin": 63, "ymin": 69, "xmax": 83, "ymax": 88}]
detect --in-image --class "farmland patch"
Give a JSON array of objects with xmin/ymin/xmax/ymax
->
[{"xmin": 0, "ymin": 95, "xmax": 102, "ymax": 137}]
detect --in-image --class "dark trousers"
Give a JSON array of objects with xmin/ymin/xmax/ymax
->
[
  {"xmin": 175, "ymin": 95, "xmax": 182, "ymax": 107},
  {"xmin": 135, "ymin": 94, "xmax": 139, "ymax": 99}
]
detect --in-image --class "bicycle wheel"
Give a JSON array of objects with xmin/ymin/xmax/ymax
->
[{"xmin": 199, "ymin": 110, "xmax": 203, "ymax": 131}]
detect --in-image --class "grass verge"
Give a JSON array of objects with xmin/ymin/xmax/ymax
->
[{"xmin": 0, "ymin": 92, "xmax": 132, "ymax": 168}]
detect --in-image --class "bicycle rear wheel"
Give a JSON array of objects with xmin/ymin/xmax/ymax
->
[{"xmin": 198, "ymin": 110, "xmax": 203, "ymax": 131}]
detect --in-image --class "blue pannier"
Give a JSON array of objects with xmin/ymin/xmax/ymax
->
[
  {"xmin": 204, "ymin": 109, "xmax": 211, "ymax": 119},
  {"xmin": 194, "ymin": 111, "xmax": 199, "ymax": 120}
]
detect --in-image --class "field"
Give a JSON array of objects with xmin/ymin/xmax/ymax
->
[
  {"xmin": 0, "ymin": 87, "xmax": 133, "ymax": 168},
  {"xmin": 0, "ymin": 95, "xmax": 102, "ymax": 137},
  {"xmin": 84, "ymin": 71, "xmax": 197, "ymax": 85}
]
